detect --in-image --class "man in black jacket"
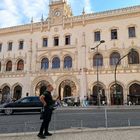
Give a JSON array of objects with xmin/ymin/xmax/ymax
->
[{"xmin": 38, "ymin": 84, "xmax": 54, "ymax": 139}]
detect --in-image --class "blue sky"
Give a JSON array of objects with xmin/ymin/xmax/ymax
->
[{"xmin": 0, "ymin": 0, "xmax": 140, "ymax": 28}]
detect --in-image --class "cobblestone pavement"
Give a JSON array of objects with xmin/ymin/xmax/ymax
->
[{"xmin": 0, "ymin": 127, "xmax": 140, "ymax": 140}]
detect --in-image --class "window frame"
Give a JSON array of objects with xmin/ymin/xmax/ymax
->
[
  {"xmin": 65, "ymin": 35, "xmax": 71, "ymax": 45},
  {"xmin": 17, "ymin": 59, "xmax": 24, "ymax": 71},
  {"xmin": 94, "ymin": 31, "xmax": 101, "ymax": 42},
  {"xmin": 111, "ymin": 29, "xmax": 118, "ymax": 40},
  {"xmin": 43, "ymin": 38, "xmax": 48, "ymax": 47},
  {"xmin": 128, "ymin": 27, "xmax": 136, "ymax": 38},
  {"xmin": 19, "ymin": 40, "xmax": 24, "ymax": 50},
  {"xmin": 54, "ymin": 37, "xmax": 59, "ymax": 46},
  {"xmin": 6, "ymin": 61, "xmax": 12, "ymax": 71},
  {"xmin": 0, "ymin": 43, "xmax": 2, "ymax": 52}
]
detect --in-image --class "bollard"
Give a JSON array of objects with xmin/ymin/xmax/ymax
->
[
  {"xmin": 104, "ymin": 107, "xmax": 108, "ymax": 128},
  {"xmin": 128, "ymin": 119, "xmax": 131, "ymax": 126}
]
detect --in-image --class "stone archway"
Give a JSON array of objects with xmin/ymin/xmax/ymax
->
[
  {"xmin": 110, "ymin": 84, "xmax": 123, "ymax": 105},
  {"xmin": 1, "ymin": 86, "xmax": 10, "ymax": 103},
  {"xmin": 128, "ymin": 83, "xmax": 140, "ymax": 105},
  {"xmin": 31, "ymin": 76, "xmax": 54, "ymax": 96},
  {"xmin": 13, "ymin": 85, "xmax": 22, "ymax": 100},
  {"xmin": 35, "ymin": 80, "xmax": 50, "ymax": 96},
  {"xmin": 58, "ymin": 80, "xmax": 77, "ymax": 100},
  {"xmin": 92, "ymin": 84, "xmax": 106, "ymax": 105}
]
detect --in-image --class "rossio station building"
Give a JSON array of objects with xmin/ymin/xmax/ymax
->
[{"xmin": 0, "ymin": 0, "xmax": 140, "ymax": 105}]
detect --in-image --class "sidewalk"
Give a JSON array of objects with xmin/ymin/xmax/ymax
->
[{"xmin": 0, "ymin": 127, "xmax": 140, "ymax": 140}]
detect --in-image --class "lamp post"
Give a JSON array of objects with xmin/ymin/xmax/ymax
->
[
  {"xmin": 91, "ymin": 40, "xmax": 105, "ymax": 106},
  {"xmin": 114, "ymin": 48, "xmax": 135, "ymax": 104}
]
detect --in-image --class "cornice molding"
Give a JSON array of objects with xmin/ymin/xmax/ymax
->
[{"xmin": 0, "ymin": 5, "xmax": 140, "ymax": 34}]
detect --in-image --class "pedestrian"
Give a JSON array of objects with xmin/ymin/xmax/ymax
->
[{"xmin": 38, "ymin": 84, "xmax": 55, "ymax": 139}]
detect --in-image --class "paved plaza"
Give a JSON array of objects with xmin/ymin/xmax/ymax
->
[{"xmin": 0, "ymin": 127, "xmax": 140, "ymax": 140}]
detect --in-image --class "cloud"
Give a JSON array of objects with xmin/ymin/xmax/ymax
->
[
  {"xmin": 67, "ymin": 0, "xmax": 92, "ymax": 15},
  {"xmin": 0, "ymin": 0, "xmax": 49, "ymax": 28},
  {"xmin": 84, "ymin": 0, "xmax": 93, "ymax": 13}
]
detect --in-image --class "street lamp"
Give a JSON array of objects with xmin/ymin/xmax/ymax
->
[
  {"xmin": 114, "ymin": 48, "xmax": 135, "ymax": 104},
  {"xmin": 91, "ymin": 40, "xmax": 105, "ymax": 106}
]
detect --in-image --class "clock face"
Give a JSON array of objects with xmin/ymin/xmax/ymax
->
[{"xmin": 54, "ymin": 10, "xmax": 61, "ymax": 16}]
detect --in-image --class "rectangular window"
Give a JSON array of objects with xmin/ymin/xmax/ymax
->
[
  {"xmin": 54, "ymin": 37, "xmax": 59, "ymax": 46},
  {"xmin": 128, "ymin": 27, "xmax": 136, "ymax": 38},
  {"xmin": 43, "ymin": 38, "xmax": 48, "ymax": 47},
  {"xmin": 19, "ymin": 41, "xmax": 24, "ymax": 50},
  {"xmin": 111, "ymin": 29, "xmax": 118, "ymax": 40},
  {"xmin": 0, "ymin": 43, "xmax": 2, "ymax": 52},
  {"xmin": 65, "ymin": 35, "xmax": 71, "ymax": 45},
  {"xmin": 94, "ymin": 31, "xmax": 100, "ymax": 42},
  {"xmin": 8, "ymin": 42, "xmax": 12, "ymax": 51}
]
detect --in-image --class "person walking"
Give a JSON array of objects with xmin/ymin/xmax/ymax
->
[{"xmin": 38, "ymin": 84, "xmax": 54, "ymax": 139}]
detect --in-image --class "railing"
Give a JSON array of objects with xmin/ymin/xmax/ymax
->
[{"xmin": 1, "ymin": 106, "xmax": 140, "ymax": 134}]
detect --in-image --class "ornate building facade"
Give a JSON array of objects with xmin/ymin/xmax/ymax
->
[{"xmin": 0, "ymin": 0, "xmax": 140, "ymax": 105}]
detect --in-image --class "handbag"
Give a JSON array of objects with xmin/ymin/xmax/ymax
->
[{"xmin": 40, "ymin": 107, "xmax": 45, "ymax": 120}]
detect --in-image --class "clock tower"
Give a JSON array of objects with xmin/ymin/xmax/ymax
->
[{"xmin": 49, "ymin": 0, "xmax": 72, "ymax": 25}]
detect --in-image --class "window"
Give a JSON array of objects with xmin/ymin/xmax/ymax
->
[
  {"xmin": 94, "ymin": 31, "xmax": 100, "ymax": 42},
  {"xmin": 41, "ymin": 58, "xmax": 49, "ymax": 70},
  {"xmin": 0, "ymin": 43, "xmax": 2, "ymax": 52},
  {"xmin": 0, "ymin": 62, "xmax": 1, "ymax": 71},
  {"xmin": 110, "ymin": 52, "xmax": 120, "ymax": 65},
  {"xmin": 8, "ymin": 42, "xmax": 12, "ymax": 51},
  {"xmin": 43, "ymin": 38, "xmax": 48, "ymax": 47},
  {"xmin": 64, "ymin": 56, "xmax": 72, "ymax": 68},
  {"xmin": 128, "ymin": 27, "xmax": 136, "ymax": 38},
  {"xmin": 52, "ymin": 57, "xmax": 60, "ymax": 69},
  {"xmin": 65, "ymin": 35, "xmax": 71, "ymax": 45},
  {"xmin": 111, "ymin": 29, "xmax": 117, "ymax": 40},
  {"xmin": 17, "ymin": 60, "xmax": 24, "ymax": 70},
  {"xmin": 93, "ymin": 53, "xmax": 103, "ymax": 66},
  {"xmin": 6, "ymin": 61, "xmax": 12, "ymax": 71},
  {"xmin": 19, "ymin": 41, "xmax": 24, "ymax": 50},
  {"xmin": 54, "ymin": 37, "xmax": 59, "ymax": 46},
  {"xmin": 128, "ymin": 50, "xmax": 139, "ymax": 64}
]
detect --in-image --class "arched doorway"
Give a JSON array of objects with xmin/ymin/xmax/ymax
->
[
  {"xmin": 92, "ymin": 84, "xmax": 106, "ymax": 105},
  {"xmin": 13, "ymin": 85, "xmax": 22, "ymax": 100},
  {"xmin": 128, "ymin": 83, "xmax": 140, "ymax": 105},
  {"xmin": 59, "ymin": 80, "xmax": 76, "ymax": 99},
  {"xmin": 35, "ymin": 80, "xmax": 50, "ymax": 96},
  {"xmin": 64, "ymin": 85, "xmax": 71, "ymax": 97},
  {"xmin": 110, "ymin": 84, "xmax": 123, "ymax": 105},
  {"xmin": 1, "ymin": 86, "xmax": 10, "ymax": 103}
]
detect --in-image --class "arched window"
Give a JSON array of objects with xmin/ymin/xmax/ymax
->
[
  {"xmin": 6, "ymin": 61, "xmax": 12, "ymax": 71},
  {"xmin": 0, "ymin": 62, "xmax": 1, "ymax": 71},
  {"xmin": 41, "ymin": 58, "xmax": 49, "ymax": 70},
  {"xmin": 64, "ymin": 56, "xmax": 72, "ymax": 68},
  {"xmin": 110, "ymin": 52, "xmax": 120, "ymax": 65},
  {"xmin": 93, "ymin": 53, "xmax": 103, "ymax": 66},
  {"xmin": 17, "ymin": 59, "xmax": 24, "ymax": 70},
  {"xmin": 128, "ymin": 50, "xmax": 139, "ymax": 64},
  {"xmin": 52, "ymin": 57, "xmax": 60, "ymax": 69}
]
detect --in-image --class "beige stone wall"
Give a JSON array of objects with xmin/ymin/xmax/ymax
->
[{"xmin": 0, "ymin": 2, "xmax": 140, "ymax": 104}]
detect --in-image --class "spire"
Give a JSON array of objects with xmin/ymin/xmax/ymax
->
[
  {"xmin": 31, "ymin": 17, "xmax": 33, "ymax": 23},
  {"xmin": 82, "ymin": 8, "xmax": 85, "ymax": 15},
  {"xmin": 41, "ymin": 14, "xmax": 44, "ymax": 22}
]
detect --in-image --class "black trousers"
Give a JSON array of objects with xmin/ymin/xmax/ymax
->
[{"xmin": 39, "ymin": 107, "xmax": 52, "ymax": 134}]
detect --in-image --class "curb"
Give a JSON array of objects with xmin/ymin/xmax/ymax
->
[{"xmin": 0, "ymin": 126, "xmax": 140, "ymax": 137}]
